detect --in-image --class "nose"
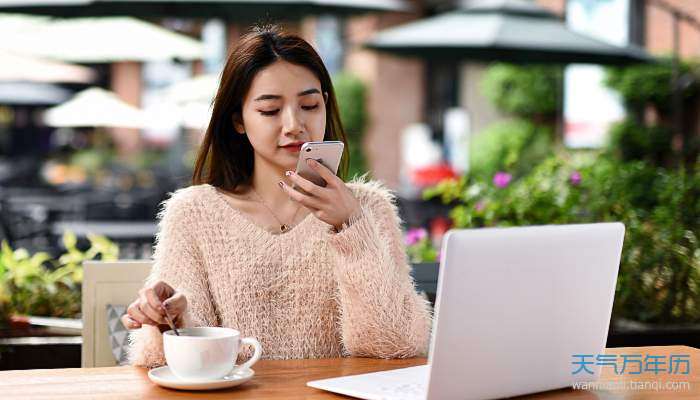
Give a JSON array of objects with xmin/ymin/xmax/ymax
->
[{"xmin": 281, "ymin": 105, "xmax": 305, "ymax": 136}]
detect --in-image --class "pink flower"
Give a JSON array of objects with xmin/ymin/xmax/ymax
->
[
  {"xmin": 492, "ymin": 172, "xmax": 512, "ymax": 188},
  {"xmin": 475, "ymin": 201, "xmax": 485, "ymax": 212},
  {"xmin": 570, "ymin": 171, "xmax": 582, "ymax": 186},
  {"xmin": 405, "ymin": 227, "xmax": 428, "ymax": 246}
]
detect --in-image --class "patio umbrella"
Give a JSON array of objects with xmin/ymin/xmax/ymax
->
[
  {"xmin": 43, "ymin": 87, "xmax": 147, "ymax": 128},
  {"xmin": 0, "ymin": 15, "xmax": 204, "ymax": 63},
  {"xmin": 0, "ymin": 12, "xmax": 48, "ymax": 35},
  {"xmin": 365, "ymin": 0, "xmax": 651, "ymax": 65},
  {"xmin": 0, "ymin": 0, "xmax": 409, "ymax": 19},
  {"xmin": 0, "ymin": 49, "xmax": 96, "ymax": 83},
  {"xmin": 162, "ymin": 73, "xmax": 218, "ymax": 130},
  {"xmin": 141, "ymin": 73, "xmax": 216, "ymax": 130},
  {"xmin": 0, "ymin": 82, "xmax": 72, "ymax": 105},
  {"xmin": 164, "ymin": 73, "xmax": 218, "ymax": 105}
]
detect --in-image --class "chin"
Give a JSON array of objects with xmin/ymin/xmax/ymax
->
[{"xmin": 279, "ymin": 153, "xmax": 298, "ymax": 169}]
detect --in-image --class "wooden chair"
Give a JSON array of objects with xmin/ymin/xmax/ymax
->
[{"xmin": 81, "ymin": 260, "xmax": 151, "ymax": 368}]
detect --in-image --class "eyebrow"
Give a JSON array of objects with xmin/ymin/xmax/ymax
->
[{"xmin": 254, "ymin": 88, "xmax": 320, "ymax": 101}]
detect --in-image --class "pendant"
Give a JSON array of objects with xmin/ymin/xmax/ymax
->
[{"xmin": 280, "ymin": 224, "xmax": 288, "ymax": 233}]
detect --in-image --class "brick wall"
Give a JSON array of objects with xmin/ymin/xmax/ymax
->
[
  {"xmin": 645, "ymin": 0, "xmax": 700, "ymax": 59},
  {"xmin": 536, "ymin": 0, "xmax": 700, "ymax": 58},
  {"xmin": 344, "ymin": 6, "xmax": 425, "ymax": 189},
  {"xmin": 535, "ymin": 0, "xmax": 565, "ymax": 16}
]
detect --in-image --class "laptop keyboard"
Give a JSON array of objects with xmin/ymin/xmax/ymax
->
[
  {"xmin": 378, "ymin": 382, "xmax": 427, "ymax": 399},
  {"xmin": 307, "ymin": 365, "xmax": 429, "ymax": 400}
]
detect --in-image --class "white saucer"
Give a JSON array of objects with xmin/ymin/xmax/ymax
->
[{"xmin": 148, "ymin": 366, "xmax": 255, "ymax": 391}]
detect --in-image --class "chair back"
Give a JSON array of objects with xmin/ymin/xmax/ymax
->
[{"xmin": 81, "ymin": 260, "xmax": 151, "ymax": 367}]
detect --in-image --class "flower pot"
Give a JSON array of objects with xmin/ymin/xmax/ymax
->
[
  {"xmin": 607, "ymin": 318, "xmax": 700, "ymax": 348},
  {"xmin": 410, "ymin": 262, "xmax": 439, "ymax": 306},
  {"xmin": 0, "ymin": 316, "xmax": 82, "ymax": 370}
]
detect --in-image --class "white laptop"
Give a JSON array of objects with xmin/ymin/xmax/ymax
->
[{"xmin": 308, "ymin": 222, "xmax": 625, "ymax": 400}]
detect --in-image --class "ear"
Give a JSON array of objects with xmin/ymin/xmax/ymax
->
[
  {"xmin": 231, "ymin": 113, "xmax": 245, "ymax": 135},
  {"xmin": 323, "ymin": 91, "xmax": 329, "ymax": 104}
]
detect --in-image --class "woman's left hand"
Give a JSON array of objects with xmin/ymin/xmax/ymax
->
[{"xmin": 280, "ymin": 158, "xmax": 361, "ymax": 232}]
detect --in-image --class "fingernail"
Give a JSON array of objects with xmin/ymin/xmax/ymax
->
[
  {"xmin": 285, "ymin": 170, "xmax": 293, "ymax": 176},
  {"xmin": 306, "ymin": 158, "xmax": 315, "ymax": 166},
  {"xmin": 278, "ymin": 181, "xmax": 284, "ymax": 188}
]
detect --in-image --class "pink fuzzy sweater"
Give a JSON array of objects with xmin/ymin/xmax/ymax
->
[{"xmin": 127, "ymin": 180, "xmax": 432, "ymax": 368}]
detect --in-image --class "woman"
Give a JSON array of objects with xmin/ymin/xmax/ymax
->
[{"xmin": 124, "ymin": 25, "xmax": 431, "ymax": 368}]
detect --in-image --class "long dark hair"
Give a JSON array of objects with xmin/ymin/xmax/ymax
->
[{"xmin": 192, "ymin": 25, "xmax": 349, "ymax": 190}]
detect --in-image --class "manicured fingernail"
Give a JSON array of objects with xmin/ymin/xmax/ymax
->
[{"xmin": 285, "ymin": 170, "xmax": 293, "ymax": 176}]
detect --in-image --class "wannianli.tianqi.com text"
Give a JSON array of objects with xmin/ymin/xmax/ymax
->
[{"xmin": 572, "ymin": 380, "xmax": 692, "ymax": 391}]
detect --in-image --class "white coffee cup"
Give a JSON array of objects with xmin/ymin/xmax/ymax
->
[{"xmin": 163, "ymin": 327, "xmax": 262, "ymax": 381}]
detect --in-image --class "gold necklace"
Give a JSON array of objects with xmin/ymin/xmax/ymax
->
[{"xmin": 250, "ymin": 187, "xmax": 301, "ymax": 233}]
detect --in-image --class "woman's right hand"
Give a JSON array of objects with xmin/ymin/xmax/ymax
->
[{"xmin": 121, "ymin": 280, "xmax": 188, "ymax": 331}]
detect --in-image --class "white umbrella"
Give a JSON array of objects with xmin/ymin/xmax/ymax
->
[
  {"xmin": 44, "ymin": 87, "xmax": 147, "ymax": 128},
  {"xmin": 164, "ymin": 73, "xmax": 218, "ymax": 104},
  {"xmin": 0, "ymin": 82, "xmax": 71, "ymax": 105},
  {"xmin": 0, "ymin": 13, "xmax": 47, "ymax": 37},
  {"xmin": 0, "ymin": 15, "xmax": 204, "ymax": 63},
  {"xmin": 153, "ymin": 73, "xmax": 218, "ymax": 130},
  {"xmin": 0, "ymin": 49, "xmax": 95, "ymax": 83},
  {"xmin": 179, "ymin": 101, "xmax": 213, "ymax": 131}
]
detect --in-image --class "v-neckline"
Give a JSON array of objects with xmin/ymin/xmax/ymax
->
[{"xmin": 210, "ymin": 185, "xmax": 316, "ymax": 238}]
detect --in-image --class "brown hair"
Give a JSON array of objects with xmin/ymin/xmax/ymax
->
[{"xmin": 192, "ymin": 25, "xmax": 349, "ymax": 190}]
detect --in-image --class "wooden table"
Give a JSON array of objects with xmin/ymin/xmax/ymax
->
[{"xmin": 0, "ymin": 346, "xmax": 697, "ymax": 399}]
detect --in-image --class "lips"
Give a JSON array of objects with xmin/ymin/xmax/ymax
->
[{"xmin": 280, "ymin": 142, "xmax": 304, "ymax": 152}]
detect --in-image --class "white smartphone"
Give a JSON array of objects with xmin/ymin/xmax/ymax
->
[{"xmin": 294, "ymin": 141, "xmax": 344, "ymax": 188}]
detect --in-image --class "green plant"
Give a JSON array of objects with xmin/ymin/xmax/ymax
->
[
  {"xmin": 596, "ymin": 164, "xmax": 700, "ymax": 323},
  {"xmin": 481, "ymin": 63, "xmax": 562, "ymax": 120},
  {"xmin": 607, "ymin": 119, "xmax": 673, "ymax": 165},
  {"xmin": 333, "ymin": 72, "xmax": 368, "ymax": 179},
  {"xmin": 470, "ymin": 63, "xmax": 561, "ymax": 181},
  {"xmin": 404, "ymin": 228, "xmax": 438, "ymax": 263},
  {"xmin": 424, "ymin": 153, "xmax": 700, "ymax": 324},
  {"xmin": 604, "ymin": 58, "xmax": 700, "ymax": 167},
  {"xmin": 420, "ymin": 50, "xmax": 699, "ymax": 327},
  {"xmin": 0, "ymin": 232, "xmax": 119, "ymax": 319},
  {"xmin": 604, "ymin": 57, "xmax": 699, "ymax": 113},
  {"xmin": 56, "ymin": 231, "xmax": 119, "ymax": 285},
  {"xmin": 0, "ymin": 274, "xmax": 9, "ymax": 328},
  {"xmin": 69, "ymin": 148, "xmax": 114, "ymax": 173},
  {"xmin": 470, "ymin": 119, "xmax": 552, "ymax": 180}
]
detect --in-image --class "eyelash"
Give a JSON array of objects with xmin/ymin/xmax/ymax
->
[{"xmin": 259, "ymin": 104, "xmax": 319, "ymax": 116}]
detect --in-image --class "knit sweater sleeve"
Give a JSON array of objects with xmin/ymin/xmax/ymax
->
[
  {"xmin": 127, "ymin": 188, "xmax": 218, "ymax": 368},
  {"xmin": 328, "ymin": 181, "xmax": 433, "ymax": 358}
]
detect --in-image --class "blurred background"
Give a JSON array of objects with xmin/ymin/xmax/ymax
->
[{"xmin": 0, "ymin": 0, "xmax": 698, "ymax": 370}]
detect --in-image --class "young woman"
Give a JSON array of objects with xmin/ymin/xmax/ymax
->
[{"xmin": 124, "ymin": 25, "xmax": 431, "ymax": 367}]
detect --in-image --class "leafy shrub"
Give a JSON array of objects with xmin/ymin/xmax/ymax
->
[
  {"xmin": 0, "ymin": 232, "xmax": 119, "ymax": 322},
  {"xmin": 333, "ymin": 72, "xmax": 368, "ymax": 179},
  {"xmin": 470, "ymin": 119, "xmax": 552, "ymax": 179},
  {"xmin": 405, "ymin": 228, "xmax": 438, "ymax": 263},
  {"xmin": 481, "ymin": 63, "xmax": 562, "ymax": 119},
  {"xmin": 607, "ymin": 119, "xmax": 674, "ymax": 165},
  {"xmin": 424, "ymin": 153, "xmax": 700, "ymax": 324},
  {"xmin": 604, "ymin": 58, "xmax": 700, "ymax": 167},
  {"xmin": 604, "ymin": 58, "xmax": 699, "ymax": 112}
]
